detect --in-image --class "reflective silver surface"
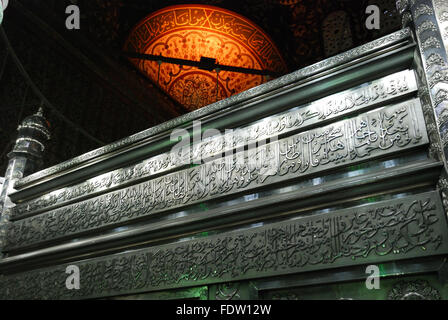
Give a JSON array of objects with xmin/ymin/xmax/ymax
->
[
  {"xmin": 4, "ymin": 99, "xmax": 429, "ymax": 250},
  {"xmin": 11, "ymin": 70, "xmax": 419, "ymax": 219}
]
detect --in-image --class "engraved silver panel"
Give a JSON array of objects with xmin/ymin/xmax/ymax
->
[
  {"xmin": 0, "ymin": 191, "xmax": 446, "ymax": 299},
  {"xmin": 11, "ymin": 70, "xmax": 418, "ymax": 219},
  {"xmin": 4, "ymin": 98, "xmax": 428, "ymax": 250}
]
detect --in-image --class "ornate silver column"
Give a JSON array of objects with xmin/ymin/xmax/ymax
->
[
  {"xmin": 396, "ymin": 0, "xmax": 448, "ymax": 208},
  {"xmin": 0, "ymin": 108, "xmax": 50, "ymax": 256}
]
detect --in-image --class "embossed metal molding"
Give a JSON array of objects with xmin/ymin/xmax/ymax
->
[
  {"xmin": 0, "ymin": 191, "xmax": 446, "ymax": 300},
  {"xmin": 11, "ymin": 70, "xmax": 418, "ymax": 219},
  {"xmin": 5, "ymin": 99, "xmax": 428, "ymax": 251},
  {"xmin": 14, "ymin": 28, "xmax": 412, "ymax": 189},
  {"xmin": 403, "ymin": 0, "xmax": 448, "ymax": 169}
]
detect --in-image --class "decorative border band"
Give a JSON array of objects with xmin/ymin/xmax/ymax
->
[
  {"xmin": 0, "ymin": 191, "xmax": 445, "ymax": 299},
  {"xmin": 5, "ymin": 99, "xmax": 428, "ymax": 251}
]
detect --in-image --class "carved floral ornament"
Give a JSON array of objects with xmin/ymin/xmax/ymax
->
[
  {"xmin": 415, "ymin": 4, "xmax": 434, "ymax": 19},
  {"xmin": 388, "ymin": 280, "xmax": 441, "ymax": 300},
  {"xmin": 124, "ymin": 4, "xmax": 287, "ymax": 111}
]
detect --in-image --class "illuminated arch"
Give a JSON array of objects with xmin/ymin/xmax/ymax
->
[{"xmin": 124, "ymin": 4, "xmax": 287, "ymax": 111}]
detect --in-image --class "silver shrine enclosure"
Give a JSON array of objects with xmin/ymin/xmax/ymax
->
[{"xmin": 2, "ymin": 1, "xmax": 448, "ymax": 300}]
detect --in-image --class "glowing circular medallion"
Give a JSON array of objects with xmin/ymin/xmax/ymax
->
[{"xmin": 124, "ymin": 4, "xmax": 287, "ymax": 111}]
